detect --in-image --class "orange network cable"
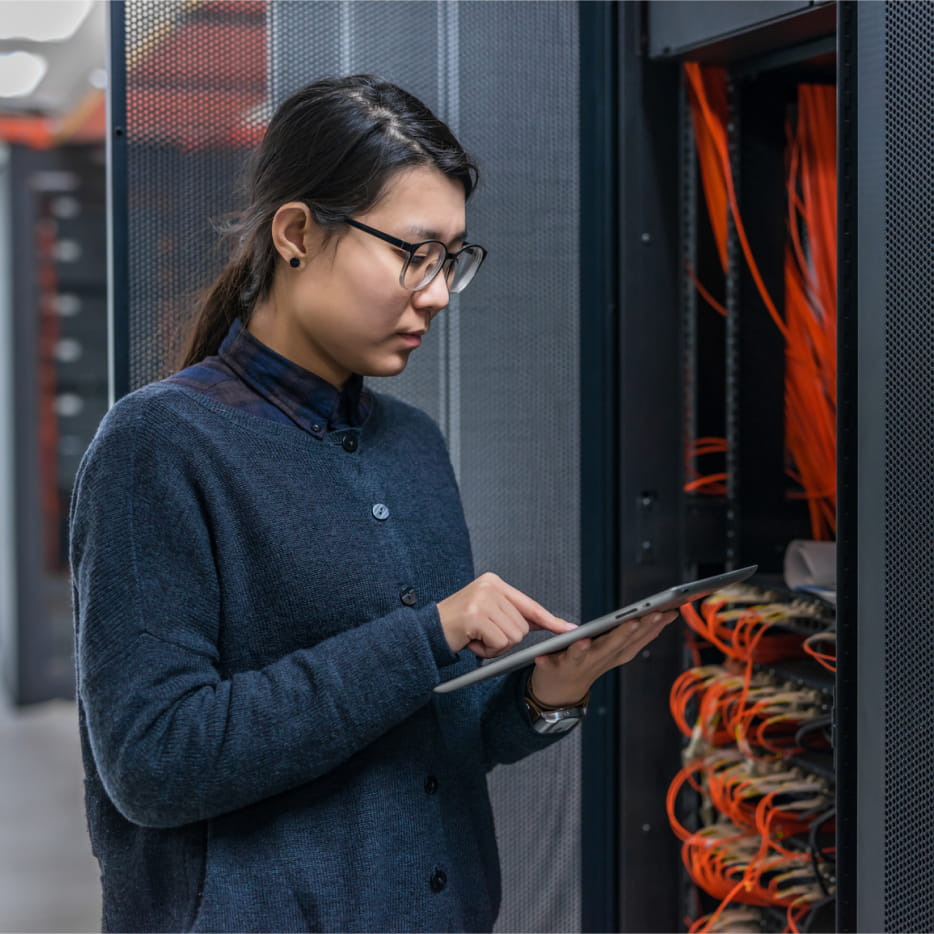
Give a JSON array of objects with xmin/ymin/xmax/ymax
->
[
  {"xmin": 668, "ymin": 736, "xmax": 833, "ymax": 927},
  {"xmin": 668, "ymin": 753, "xmax": 832, "ymax": 931},
  {"xmin": 680, "ymin": 594, "xmax": 804, "ymax": 665},
  {"xmin": 685, "ymin": 436, "xmax": 729, "ymax": 496},
  {"xmin": 684, "ymin": 67, "xmax": 838, "ymax": 538},
  {"xmin": 686, "ymin": 64, "xmax": 729, "ymax": 274},
  {"xmin": 685, "ymin": 62, "xmax": 790, "ymax": 342},
  {"xmin": 672, "ymin": 668, "xmax": 826, "ymax": 777},
  {"xmin": 671, "ymin": 593, "xmax": 834, "ymax": 930},
  {"xmin": 680, "ymin": 819, "xmax": 827, "ymax": 933},
  {"xmin": 802, "ymin": 631, "xmax": 836, "ymax": 673},
  {"xmin": 683, "ymin": 63, "xmax": 729, "ymax": 494},
  {"xmin": 784, "ymin": 84, "xmax": 837, "ymax": 540}
]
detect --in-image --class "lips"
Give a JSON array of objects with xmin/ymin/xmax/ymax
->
[{"xmin": 397, "ymin": 331, "xmax": 425, "ymax": 348}]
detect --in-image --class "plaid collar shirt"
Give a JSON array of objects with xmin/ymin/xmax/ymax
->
[{"xmin": 166, "ymin": 318, "xmax": 373, "ymax": 438}]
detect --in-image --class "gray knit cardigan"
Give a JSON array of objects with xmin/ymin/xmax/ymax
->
[{"xmin": 70, "ymin": 384, "xmax": 560, "ymax": 934}]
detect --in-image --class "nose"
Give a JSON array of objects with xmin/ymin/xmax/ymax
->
[{"xmin": 411, "ymin": 269, "xmax": 450, "ymax": 319}]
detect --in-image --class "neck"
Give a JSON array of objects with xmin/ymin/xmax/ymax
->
[{"xmin": 247, "ymin": 300, "xmax": 349, "ymax": 389}]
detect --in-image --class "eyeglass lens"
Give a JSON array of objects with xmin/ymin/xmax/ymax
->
[{"xmin": 402, "ymin": 243, "xmax": 484, "ymax": 294}]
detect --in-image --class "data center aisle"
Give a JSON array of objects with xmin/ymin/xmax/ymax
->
[{"xmin": 0, "ymin": 699, "xmax": 99, "ymax": 932}]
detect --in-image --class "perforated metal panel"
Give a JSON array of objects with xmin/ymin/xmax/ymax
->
[
  {"xmin": 881, "ymin": 2, "xmax": 934, "ymax": 931},
  {"xmin": 115, "ymin": 2, "xmax": 582, "ymax": 931},
  {"xmin": 123, "ymin": 0, "xmax": 267, "ymax": 386},
  {"xmin": 841, "ymin": 1, "xmax": 934, "ymax": 930}
]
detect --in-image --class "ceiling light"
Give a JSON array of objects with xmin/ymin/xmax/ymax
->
[
  {"xmin": 0, "ymin": 0, "xmax": 93, "ymax": 42},
  {"xmin": 0, "ymin": 50, "xmax": 48, "ymax": 97}
]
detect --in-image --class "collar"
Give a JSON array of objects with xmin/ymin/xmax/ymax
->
[{"xmin": 218, "ymin": 319, "xmax": 371, "ymax": 438}]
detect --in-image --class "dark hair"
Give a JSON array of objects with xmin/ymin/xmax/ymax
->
[{"xmin": 181, "ymin": 74, "xmax": 478, "ymax": 367}]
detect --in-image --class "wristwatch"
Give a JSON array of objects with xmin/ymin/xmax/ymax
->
[{"xmin": 524, "ymin": 682, "xmax": 590, "ymax": 734}]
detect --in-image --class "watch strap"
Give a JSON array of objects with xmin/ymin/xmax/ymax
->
[
  {"xmin": 525, "ymin": 680, "xmax": 590, "ymax": 716},
  {"xmin": 524, "ymin": 679, "xmax": 590, "ymax": 733}
]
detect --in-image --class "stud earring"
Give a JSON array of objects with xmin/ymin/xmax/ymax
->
[{"xmin": 289, "ymin": 257, "xmax": 300, "ymax": 268}]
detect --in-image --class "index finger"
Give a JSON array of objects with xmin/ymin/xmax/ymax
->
[{"xmin": 499, "ymin": 580, "xmax": 576, "ymax": 634}]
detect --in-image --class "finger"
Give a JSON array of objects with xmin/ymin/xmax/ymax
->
[
  {"xmin": 610, "ymin": 613, "xmax": 672, "ymax": 663},
  {"xmin": 497, "ymin": 580, "xmax": 575, "ymax": 634},
  {"xmin": 496, "ymin": 595, "xmax": 531, "ymax": 645},
  {"xmin": 468, "ymin": 637, "xmax": 510, "ymax": 659},
  {"xmin": 470, "ymin": 618, "xmax": 510, "ymax": 655},
  {"xmin": 567, "ymin": 638, "xmax": 591, "ymax": 659},
  {"xmin": 532, "ymin": 643, "xmax": 590, "ymax": 688},
  {"xmin": 587, "ymin": 615, "xmax": 657, "ymax": 660}
]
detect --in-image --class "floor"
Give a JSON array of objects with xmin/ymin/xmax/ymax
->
[{"xmin": 0, "ymin": 698, "xmax": 100, "ymax": 933}]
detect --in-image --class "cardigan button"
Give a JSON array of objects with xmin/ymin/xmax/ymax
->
[
  {"xmin": 400, "ymin": 586, "xmax": 417, "ymax": 607},
  {"xmin": 429, "ymin": 869, "xmax": 447, "ymax": 893},
  {"xmin": 341, "ymin": 435, "xmax": 358, "ymax": 453},
  {"xmin": 372, "ymin": 503, "xmax": 390, "ymax": 521}
]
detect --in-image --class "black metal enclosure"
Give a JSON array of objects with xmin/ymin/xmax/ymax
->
[
  {"xmin": 638, "ymin": 0, "xmax": 934, "ymax": 931},
  {"xmin": 838, "ymin": 2, "xmax": 934, "ymax": 931}
]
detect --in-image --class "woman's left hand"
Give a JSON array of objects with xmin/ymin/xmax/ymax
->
[{"xmin": 528, "ymin": 610, "xmax": 679, "ymax": 707}]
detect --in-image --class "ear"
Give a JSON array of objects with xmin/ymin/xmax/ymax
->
[{"xmin": 270, "ymin": 201, "xmax": 320, "ymax": 266}]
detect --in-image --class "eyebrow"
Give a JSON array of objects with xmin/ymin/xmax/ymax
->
[{"xmin": 406, "ymin": 225, "xmax": 468, "ymax": 246}]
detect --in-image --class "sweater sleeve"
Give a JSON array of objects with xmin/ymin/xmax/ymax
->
[{"xmin": 71, "ymin": 401, "xmax": 458, "ymax": 830}]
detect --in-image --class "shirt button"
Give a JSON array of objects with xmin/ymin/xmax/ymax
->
[
  {"xmin": 342, "ymin": 435, "xmax": 358, "ymax": 453},
  {"xmin": 311, "ymin": 423, "xmax": 322, "ymax": 434},
  {"xmin": 429, "ymin": 869, "xmax": 447, "ymax": 893},
  {"xmin": 372, "ymin": 503, "xmax": 390, "ymax": 521},
  {"xmin": 424, "ymin": 775, "xmax": 438, "ymax": 795},
  {"xmin": 400, "ymin": 586, "xmax": 417, "ymax": 607}
]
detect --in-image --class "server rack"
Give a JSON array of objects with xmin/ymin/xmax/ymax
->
[
  {"xmin": 0, "ymin": 144, "xmax": 107, "ymax": 706},
  {"xmin": 619, "ymin": 1, "xmax": 934, "ymax": 931},
  {"xmin": 627, "ymin": 3, "xmax": 839, "ymax": 930}
]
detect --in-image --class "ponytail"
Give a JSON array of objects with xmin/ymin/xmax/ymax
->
[{"xmin": 180, "ymin": 253, "xmax": 253, "ymax": 368}]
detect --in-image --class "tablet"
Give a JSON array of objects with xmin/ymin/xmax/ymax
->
[{"xmin": 433, "ymin": 565, "xmax": 757, "ymax": 693}]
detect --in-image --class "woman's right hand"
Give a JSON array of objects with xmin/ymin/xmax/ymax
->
[{"xmin": 437, "ymin": 572, "xmax": 576, "ymax": 659}]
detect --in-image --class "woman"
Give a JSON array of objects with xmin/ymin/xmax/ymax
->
[{"xmin": 71, "ymin": 75, "xmax": 676, "ymax": 933}]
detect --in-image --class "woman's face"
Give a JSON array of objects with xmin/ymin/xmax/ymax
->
[{"xmin": 253, "ymin": 165, "xmax": 468, "ymax": 388}]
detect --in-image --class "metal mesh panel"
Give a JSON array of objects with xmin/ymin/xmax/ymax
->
[
  {"xmin": 882, "ymin": 3, "xmax": 934, "ymax": 930},
  {"xmin": 124, "ymin": 0, "xmax": 267, "ymax": 386},
  {"xmin": 120, "ymin": 1, "xmax": 582, "ymax": 930},
  {"xmin": 456, "ymin": 5, "xmax": 581, "ymax": 931}
]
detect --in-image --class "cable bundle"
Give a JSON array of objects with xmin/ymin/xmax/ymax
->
[
  {"xmin": 683, "ymin": 62, "xmax": 729, "ymax": 495},
  {"xmin": 670, "ymin": 587, "xmax": 835, "ymax": 931},
  {"xmin": 668, "ymin": 754, "xmax": 833, "ymax": 934},
  {"xmin": 679, "ymin": 587, "xmax": 810, "ymax": 665},
  {"xmin": 683, "ymin": 65, "xmax": 838, "ymax": 541},
  {"xmin": 671, "ymin": 665, "xmax": 827, "ymax": 762},
  {"xmin": 784, "ymin": 84, "xmax": 837, "ymax": 540}
]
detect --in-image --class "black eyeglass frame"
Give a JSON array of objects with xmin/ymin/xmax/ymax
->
[{"xmin": 342, "ymin": 217, "xmax": 487, "ymax": 293}]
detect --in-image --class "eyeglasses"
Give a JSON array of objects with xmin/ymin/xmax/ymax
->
[{"xmin": 343, "ymin": 217, "xmax": 487, "ymax": 294}]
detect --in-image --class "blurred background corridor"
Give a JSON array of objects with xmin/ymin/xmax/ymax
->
[{"xmin": 0, "ymin": 1, "xmax": 106, "ymax": 928}]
